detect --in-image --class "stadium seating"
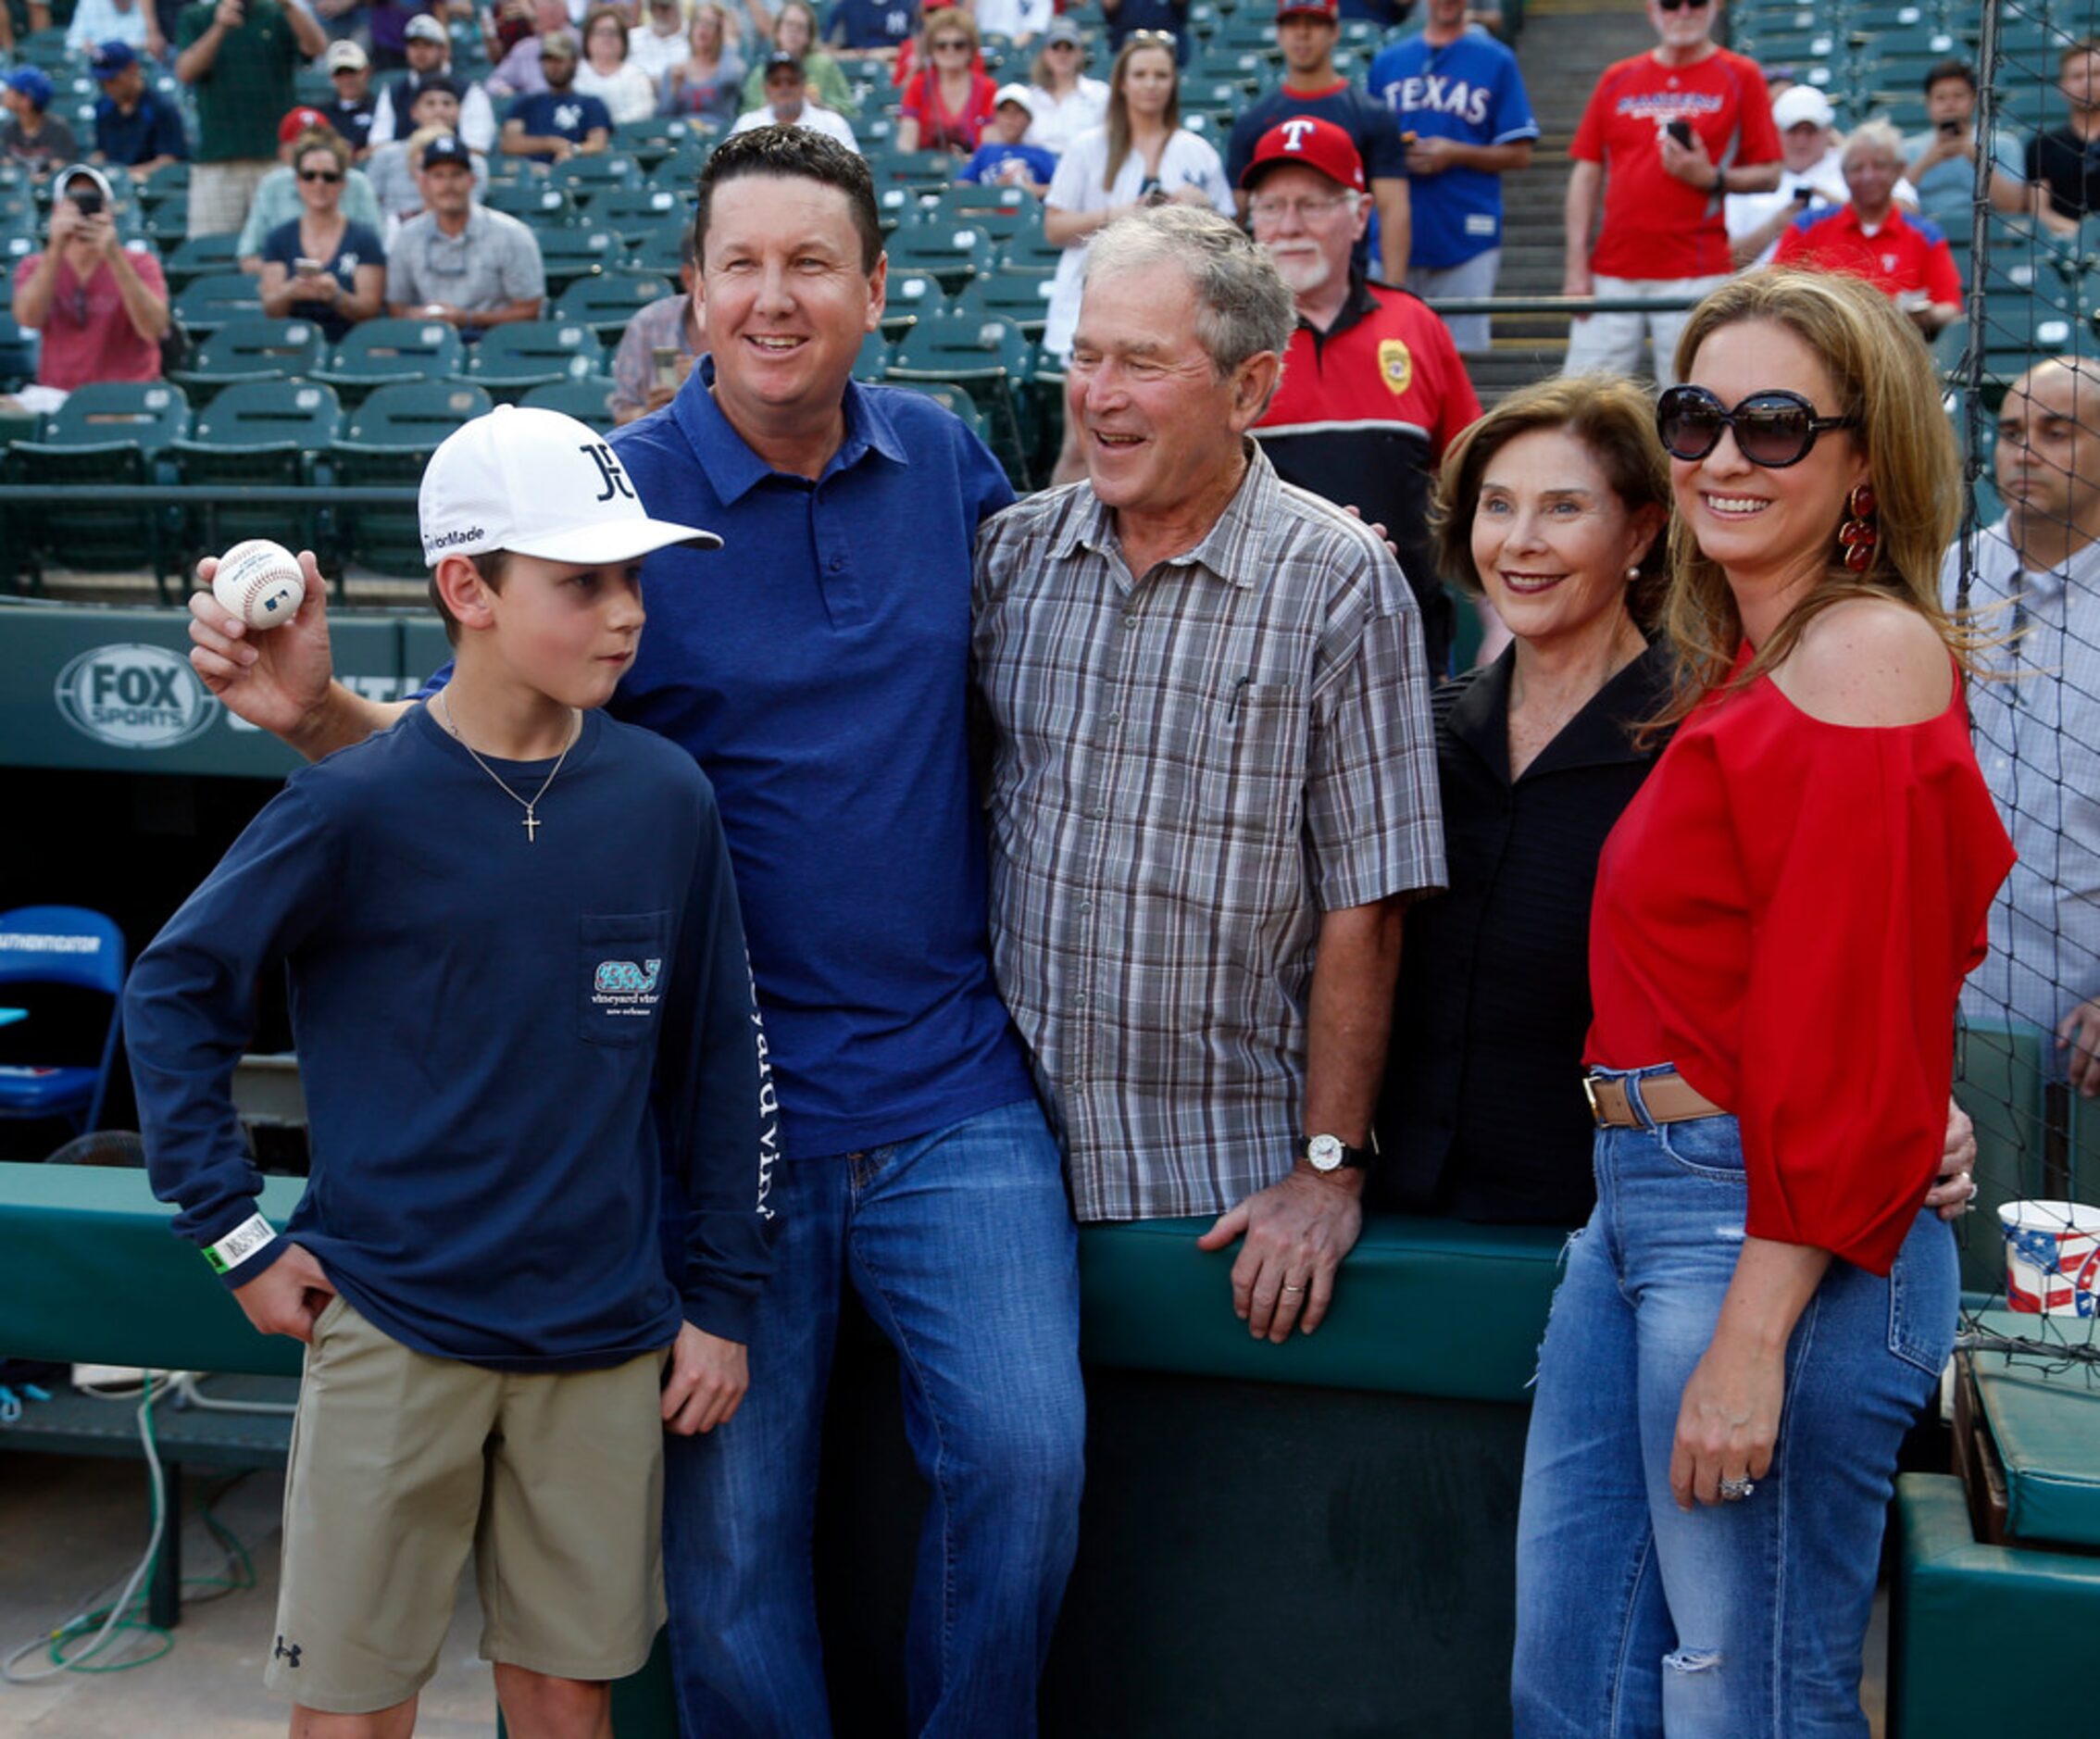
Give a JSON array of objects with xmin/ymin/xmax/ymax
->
[
  {"xmin": 1, "ymin": 382, "xmax": 190, "ymax": 590},
  {"xmin": 169, "ymin": 317, "xmax": 329, "ymax": 401},
  {"xmin": 331, "ymin": 380, "xmax": 494, "ymax": 575},
  {"xmin": 553, "ymin": 269, "xmax": 678, "ymax": 342},
  {"xmin": 173, "ymin": 270, "xmax": 268, "ymax": 337},
  {"xmin": 885, "ymin": 311, "xmax": 1037, "ymax": 486},
  {"xmin": 314, "ymin": 318, "xmax": 468, "ymax": 406},
  {"xmin": 171, "ymin": 379, "xmax": 344, "ymax": 584},
  {"xmin": 519, "ymin": 375, "xmax": 619, "ymax": 432},
  {"xmin": 466, "ymin": 319, "xmax": 607, "ymax": 401},
  {"xmin": 532, "ymin": 226, "xmax": 623, "ymax": 295}
]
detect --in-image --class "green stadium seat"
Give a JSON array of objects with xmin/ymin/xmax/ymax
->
[
  {"xmin": 628, "ymin": 219, "xmax": 692, "ymax": 277},
  {"xmin": 852, "ymin": 329, "xmax": 892, "ymax": 382},
  {"xmin": 160, "ymin": 233, "xmax": 244, "ymax": 295},
  {"xmin": 169, "ymin": 316, "xmax": 328, "ymax": 400},
  {"xmin": 172, "ymin": 269, "xmax": 265, "ymax": 337},
  {"xmin": 466, "ymin": 319, "xmax": 606, "ymax": 401},
  {"xmin": 879, "ymin": 269, "xmax": 951, "ymax": 338},
  {"xmin": 171, "ymin": 379, "xmax": 344, "ymax": 586},
  {"xmin": 519, "ymin": 375, "xmax": 619, "ymax": 432},
  {"xmin": 612, "ymin": 116, "xmax": 701, "ymax": 167},
  {"xmin": 883, "ymin": 378, "xmax": 986, "ymax": 437},
  {"xmin": 331, "ymin": 381, "xmax": 494, "ymax": 576},
  {"xmin": 550, "ymin": 153, "xmax": 645, "ymax": 206},
  {"xmin": 552, "ymin": 268, "xmax": 677, "ymax": 342},
  {"xmin": 1, "ymin": 382, "xmax": 191, "ymax": 594},
  {"xmin": 138, "ymin": 159, "xmax": 191, "ymax": 211},
  {"xmin": 314, "ymin": 318, "xmax": 468, "ymax": 407},
  {"xmin": 594, "ymin": 186, "xmax": 685, "ymax": 243},
  {"xmin": 884, "ymin": 219, "xmax": 996, "ymax": 294},
  {"xmin": 869, "ymin": 148, "xmax": 960, "ymax": 192},
  {"xmin": 920, "ymin": 181, "xmax": 1041, "ymax": 248},
  {"xmin": 485, "ymin": 181, "xmax": 581, "ymax": 226},
  {"xmin": 884, "ymin": 310, "xmax": 1036, "ymax": 487},
  {"xmin": 532, "ymin": 225, "xmax": 623, "ymax": 295},
  {"xmin": 960, "ymin": 267, "xmax": 1053, "ymax": 340}
]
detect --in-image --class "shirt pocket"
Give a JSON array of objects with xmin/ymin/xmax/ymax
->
[
  {"xmin": 579, "ymin": 911, "xmax": 672, "ymax": 1047},
  {"xmin": 1202, "ymin": 682, "xmax": 1305, "ymax": 837}
]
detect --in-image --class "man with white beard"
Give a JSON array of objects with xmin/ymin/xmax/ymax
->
[{"xmin": 1246, "ymin": 116, "xmax": 1481, "ymax": 678}]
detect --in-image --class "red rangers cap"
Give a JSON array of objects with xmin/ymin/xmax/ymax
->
[
  {"xmin": 1274, "ymin": 0, "xmax": 1339, "ymax": 19},
  {"xmin": 1237, "ymin": 114, "xmax": 1366, "ymax": 192}
]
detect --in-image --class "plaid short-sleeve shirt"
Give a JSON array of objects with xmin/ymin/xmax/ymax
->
[{"xmin": 973, "ymin": 444, "xmax": 1446, "ymax": 1222}]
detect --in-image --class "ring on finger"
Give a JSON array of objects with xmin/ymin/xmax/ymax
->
[
  {"xmin": 1718, "ymin": 1475, "xmax": 1756, "ymax": 1502},
  {"xmin": 1281, "ymin": 1282, "xmax": 1306, "ymax": 1294}
]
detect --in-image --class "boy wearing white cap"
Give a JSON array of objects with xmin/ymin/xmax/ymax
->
[{"xmin": 126, "ymin": 406, "xmax": 775, "ymax": 1739}]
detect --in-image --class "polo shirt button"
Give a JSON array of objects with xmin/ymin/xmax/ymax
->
[{"xmin": 829, "ymin": 556, "xmax": 843, "ymax": 571}]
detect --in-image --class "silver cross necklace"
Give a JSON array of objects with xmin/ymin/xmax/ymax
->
[{"xmin": 433, "ymin": 691, "xmax": 581, "ymax": 844}]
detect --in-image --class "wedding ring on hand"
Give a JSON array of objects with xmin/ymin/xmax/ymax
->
[
  {"xmin": 1281, "ymin": 1283, "xmax": 1306, "ymax": 1294},
  {"xmin": 1719, "ymin": 1476, "xmax": 1756, "ymax": 1502}
]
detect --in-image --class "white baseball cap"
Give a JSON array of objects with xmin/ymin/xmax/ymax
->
[
  {"xmin": 993, "ymin": 81, "xmax": 1033, "ymax": 110},
  {"xmin": 1771, "ymin": 84, "xmax": 1834, "ymax": 131},
  {"xmin": 419, "ymin": 407, "xmax": 721, "ymax": 568}
]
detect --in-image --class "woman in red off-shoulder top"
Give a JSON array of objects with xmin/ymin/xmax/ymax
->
[{"xmin": 1512, "ymin": 271, "xmax": 2013, "ymax": 1739}]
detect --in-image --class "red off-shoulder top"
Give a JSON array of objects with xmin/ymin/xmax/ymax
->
[{"xmin": 1586, "ymin": 645, "xmax": 2015, "ymax": 1274}]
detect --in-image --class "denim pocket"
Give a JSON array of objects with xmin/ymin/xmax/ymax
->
[
  {"xmin": 1886, "ymin": 1217, "xmax": 1958, "ymax": 1378},
  {"xmin": 1652, "ymin": 1114, "xmax": 1747, "ymax": 1182},
  {"xmin": 579, "ymin": 911, "xmax": 672, "ymax": 1047}
]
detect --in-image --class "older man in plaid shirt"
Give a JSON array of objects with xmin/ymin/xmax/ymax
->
[{"xmin": 974, "ymin": 205, "xmax": 1445, "ymax": 1341}]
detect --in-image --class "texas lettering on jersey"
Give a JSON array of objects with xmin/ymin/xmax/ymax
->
[{"xmin": 1377, "ymin": 73, "xmax": 1492, "ymax": 129}]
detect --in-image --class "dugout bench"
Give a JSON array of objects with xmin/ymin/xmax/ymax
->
[{"xmin": 0, "ymin": 1160, "xmax": 1565, "ymax": 1736}]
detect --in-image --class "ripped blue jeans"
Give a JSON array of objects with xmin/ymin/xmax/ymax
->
[{"xmin": 1511, "ymin": 1065, "xmax": 1956, "ymax": 1737}]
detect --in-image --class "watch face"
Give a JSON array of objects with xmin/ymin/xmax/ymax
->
[{"xmin": 1307, "ymin": 1133, "xmax": 1344, "ymax": 1171}]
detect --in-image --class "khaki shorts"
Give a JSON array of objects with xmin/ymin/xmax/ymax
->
[{"xmin": 266, "ymin": 1295, "xmax": 668, "ymax": 1715}]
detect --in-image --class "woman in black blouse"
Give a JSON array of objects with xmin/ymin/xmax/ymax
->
[{"xmin": 1374, "ymin": 375, "xmax": 1670, "ymax": 1224}]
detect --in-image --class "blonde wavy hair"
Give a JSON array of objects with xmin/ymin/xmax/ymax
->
[{"xmin": 1655, "ymin": 268, "xmax": 1965, "ymax": 725}]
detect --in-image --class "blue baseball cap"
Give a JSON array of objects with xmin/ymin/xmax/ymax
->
[
  {"xmin": 5, "ymin": 68, "xmax": 55, "ymax": 109},
  {"xmin": 90, "ymin": 41, "xmax": 138, "ymax": 81}
]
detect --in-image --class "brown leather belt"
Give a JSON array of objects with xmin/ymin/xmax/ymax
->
[{"xmin": 1583, "ymin": 1070, "xmax": 1726, "ymax": 1128}]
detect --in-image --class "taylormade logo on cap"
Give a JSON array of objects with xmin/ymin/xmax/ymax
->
[{"xmin": 418, "ymin": 406, "xmax": 723, "ymax": 568}]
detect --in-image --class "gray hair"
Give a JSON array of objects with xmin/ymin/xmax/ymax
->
[
  {"xmin": 1840, "ymin": 118, "xmax": 1906, "ymax": 170},
  {"xmin": 1082, "ymin": 205, "xmax": 1295, "ymax": 378}
]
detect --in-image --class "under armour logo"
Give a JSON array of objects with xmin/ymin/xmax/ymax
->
[
  {"xmin": 274, "ymin": 1635, "xmax": 302, "ymax": 1669},
  {"xmin": 1279, "ymin": 117, "xmax": 1319, "ymax": 152},
  {"xmin": 581, "ymin": 442, "xmax": 636, "ymax": 502}
]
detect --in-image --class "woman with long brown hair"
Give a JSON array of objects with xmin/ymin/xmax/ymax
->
[{"xmin": 1513, "ymin": 269, "xmax": 2012, "ymax": 1737}]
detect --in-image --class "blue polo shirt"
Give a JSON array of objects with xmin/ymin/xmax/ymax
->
[
  {"xmin": 94, "ymin": 89, "xmax": 190, "ymax": 167},
  {"xmin": 1367, "ymin": 27, "xmax": 1537, "ymax": 269},
  {"xmin": 605, "ymin": 363, "xmax": 1036, "ymax": 1157},
  {"xmin": 825, "ymin": 0, "xmax": 916, "ymax": 52}
]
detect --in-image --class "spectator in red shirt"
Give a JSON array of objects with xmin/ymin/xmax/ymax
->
[
  {"xmin": 5, "ymin": 163, "xmax": 169, "ymax": 416},
  {"xmin": 1244, "ymin": 116, "xmax": 1481, "ymax": 676},
  {"xmin": 895, "ymin": 7, "xmax": 996, "ymax": 154},
  {"xmin": 1563, "ymin": 0, "xmax": 1781, "ymax": 387},
  {"xmin": 1773, "ymin": 119, "xmax": 1962, "ymax": 338}
]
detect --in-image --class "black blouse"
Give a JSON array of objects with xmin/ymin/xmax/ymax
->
[{"xmin": 1372, "ymin": 638, "xmax": 1677, "ymax": 1224}]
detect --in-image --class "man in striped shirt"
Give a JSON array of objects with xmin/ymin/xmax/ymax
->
[{"xmin": 974, "ymin": 205, "xmax": 1446, "ymax": 1341}]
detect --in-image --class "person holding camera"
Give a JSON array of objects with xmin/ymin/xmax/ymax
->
[
  {"xmin": 5, "ymin": 164, "xmax": 170, "ymax": 417},
  {"xmin": 259, "ymin": 127, "xmax": 384, "ymax": 340},
  {"xmin": 1905, "ymin": 58, "xmax": 2025, "ymax": 234},
  {"xmin": 1562, "ymin": 0, "xmax": 1781, "ymax": 388},
  {"xmin": 1724, "ymin": 84, "xmax": 1850, "ymax": 270}
]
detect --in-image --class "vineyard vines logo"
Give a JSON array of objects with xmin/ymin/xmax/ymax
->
[
  {"xmin": 593, "ymin": 957, "xmax": 663, "ymax": 1018},
  {"xmin": 55, "ymin": 644, "xmax": 219, "ymax": 750}
]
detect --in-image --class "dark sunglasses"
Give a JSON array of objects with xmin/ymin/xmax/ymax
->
[
  {"xmin": 1656, "ymin": 385, "xmax": 1857, "ymax": 468},
  {"xmin": 298, "ymin": 168, "xmax": 344, "ymax": 182},
  {"xmin": 1656, "ymin": 0, "xmax": 1710, "ymax": 10},
  {"xmin": 931, "ymin": 35, "xmax": 969, "ymax": 47}
]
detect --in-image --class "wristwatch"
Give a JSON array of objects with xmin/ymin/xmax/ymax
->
[{"xmin": 1297, "ymin": 1133, "xmax": 1372, "ymax": 1173}]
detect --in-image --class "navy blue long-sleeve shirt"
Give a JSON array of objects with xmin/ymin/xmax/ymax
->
[{"xmin": 127, "ymin": 703, "xmax": 775, "ymax": 1370}]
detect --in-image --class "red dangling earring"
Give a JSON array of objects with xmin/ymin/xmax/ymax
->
[{"xmin": 1837, "ymin": 482, "xmax": 1878, "ymax": 573}]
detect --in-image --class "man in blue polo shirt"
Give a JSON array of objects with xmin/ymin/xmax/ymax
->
[
  {"xmin": 182, "ymin": 123, "xmax": 1084, "ymax": 1739},
  {"xmin": 1367, "ymin": 0, "xmax": 1535, "ymax": 355},
  {"xmin": 1226, "ymin": 0, "xmax": 1410, "ymax": 282},
  {"xmin": 89, "ymin": 40, "xmax": 190, "ymax": 178}
]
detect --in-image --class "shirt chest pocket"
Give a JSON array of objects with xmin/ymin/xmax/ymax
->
[
  {"xmin": 579, "ymin": 911, "xmax": 672, "ymax": 1047},
  {"xmin": 1151, "ymin": 681, "xmax": 1305, "ymax": 837}
]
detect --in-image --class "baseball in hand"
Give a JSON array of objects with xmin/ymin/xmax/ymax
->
[{"xmin": 212, "ymin": 540, "xmax": 306, "ymax": 629}]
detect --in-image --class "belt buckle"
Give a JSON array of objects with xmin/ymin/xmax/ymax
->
[{"xmin": 1581, "ymin": 1074, "xmax": 1604, "ymax": 1127}]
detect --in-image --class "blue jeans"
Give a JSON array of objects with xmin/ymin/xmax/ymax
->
[
  {"xmin": 1512, "ymin": 1067, "xmax": 1956, "ymax": 1738},
  {"xmin": 661, "ymin": 1098, "xmax": 1085, "ymax": 1738}
]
